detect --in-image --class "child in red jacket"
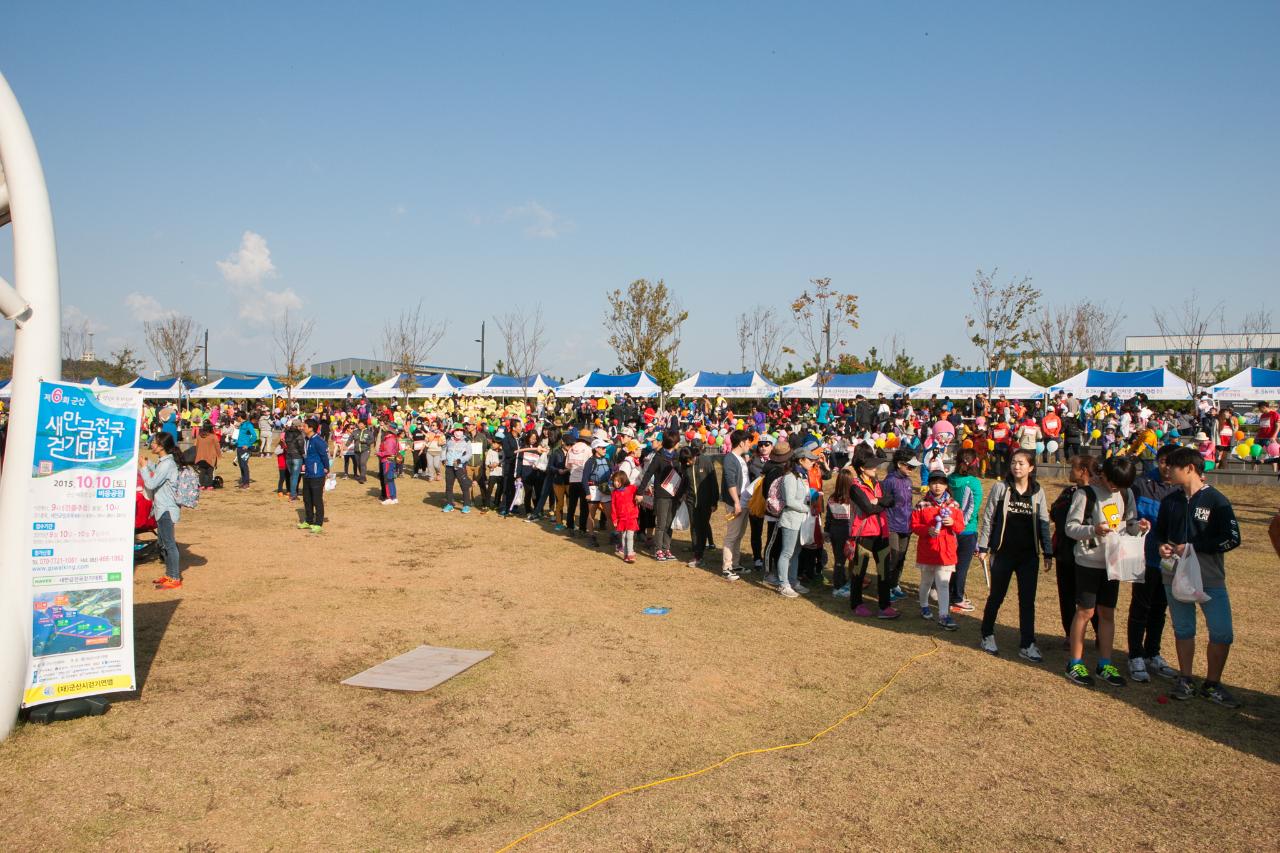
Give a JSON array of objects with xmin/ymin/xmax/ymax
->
[
  {"xmin": 911, "ymin": 471, "xmax": 963, "ymax": 630},
  {"xmin": 609, "ymin": 471, "xmax": 640, "ymax": 563}
]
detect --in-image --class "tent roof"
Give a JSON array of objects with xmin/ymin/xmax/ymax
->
[
  {"xmin": 781, "ymin": 371, "xmax": 905, "ymax": 399},
  {"xmin": 190, "ymin": 375, "xmax": 285, "ymax": 398},
  {"xmin": 1048, "ymin": 367, "xmax": 1193, "ymax": 400},
  {"xmin": 290, "ymin": 374, "xmax": 373, "ymax": 398},
  {"xmin": 460, "ymin": 373, "xmax": 556, "ymax": 397},
  {"xmin": 909, "ymin": 369, "xmax": 1045, "ymax": 398},
  {"xmin": 1211, "ymin": 366, "xmax": 1280, "ymax": 401},
  {"xmin": 671, "ymin": 371, "xmax": 778, "ymax": 398},
  {"xmin": 556, "ymin": 371, "xmax": 661, "ymax": 398}
]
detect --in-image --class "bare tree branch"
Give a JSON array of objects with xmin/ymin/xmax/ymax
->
[
  {"xmin": 380, "ymin": 300, "xmax": 447, "ymax": 403},
  {"xmin": 494, "ymin": 304, "xmax": 547, "ymax": 398},
  {"xmin": 143, "ymin": 314, "xmax": 199, "ymax": 381},
  {"xmin": 1153, "ymin": 297, "xmax": 1222, "ymax": 396},
  {"xmin": 965, "ymin": 268, "xmax": 1041, "ymax": 398},
  {"xmin": 273, "ymin": 309, "xmax": 316, "ymax": 402},
  {"xmin": 783, "ymin": 278, "xmax": 859, "ymax": 405},
  {"xmin": 742, "ymin": 305, "xmax": 786, "ymax": 380}
]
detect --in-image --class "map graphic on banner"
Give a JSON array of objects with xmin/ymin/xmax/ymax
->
[{"xmin": 22, "ymin": 381, "xmax": 142, "ymax": 708}]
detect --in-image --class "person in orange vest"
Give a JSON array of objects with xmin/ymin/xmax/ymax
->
[{"xmin": 1041, "ymin": 406, "xmax": 1063, "ymax": 464}]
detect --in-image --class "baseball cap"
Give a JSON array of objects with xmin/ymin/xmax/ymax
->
[
  {"xmin": 927, "ymin": 471, "xmax": 948, "ymax": 485},
  {"xmin": 591, "ymin": 438, "xmax": 607, "ymax": 449},
  {"xmin": 893, "ymin": 449, "xmax": 921, "ymax": 467}
]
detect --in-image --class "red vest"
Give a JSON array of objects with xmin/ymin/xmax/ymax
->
[{"xmin": 849, "ymin": 477, "xmax": 886, "ymax": 538}]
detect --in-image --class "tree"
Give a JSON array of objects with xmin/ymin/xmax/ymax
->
[
  {"xmin": 1027, "ymin": 299, "xmax": 1125, "ymax": 380},
  {"xmin": 380, "ymin": 300, "xmax": 447, "ymax": 405},
  {"xmin": 649, "ymin": 351, "xmax": 685, "ymax": 395},
  {"xmin": 1153, "ymin": 297, "xmax": 1222, "ymax": 396},
  {"xmin": 143, "ymin": 313, "xmax": 199, "ymax": 381},
  {"xmin": 782, "ymin": 277, "xmax": 859, "ymax": 407},
  {"xmin": 739, "ymin": 305, "xmax": 787, "ymax": 380},
  {"xmin": 493, "ymin": 304, "xmax": 547, "ymax": 398},
  {"xmin": 273, "ymin": 309, "xmax": 316, "ymax": 402},
  {"xmin": 62, "ymin": 319, "xmax": 92, "ymax": 363},
  {"xmin": 735, "ymin": 313, "xmax": 750, "ymax": 373},
  {"xmin": 604, "ymin": 278, "xmax": 688, "ymax": 374},
  {"xmin": 865, "ymin": 333, "xmax": 926, "ymax": 388},
  {"xmin": 1221, "ymin": 308, "xmax": 1273, "ymax": 370},
  {"xmin": 965, "ymin": 268, "xmax": 1041, "ymax": 398},
  {"xmin": 102, "ymin": 345, "xmax": 145, "ymax": 386}
]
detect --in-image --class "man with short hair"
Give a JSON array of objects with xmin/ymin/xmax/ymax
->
[
  {"xmin": 234, "ymin": 413, "xmax": 258, "ymax": 488},
  {"xmin": 298, "ymin": 417, "xmax": 329, "ymax": 533},
  {"xmin": 1155, "ymin": 447, "xmax": 1242, "ymax": 707},
  {"xmin": 719, "ymin": 429, "xmax": 752, "ymax": 580},
  {"xmin": 1126, "ymin": 443, "xmax": 1180, "ymax": 682}
]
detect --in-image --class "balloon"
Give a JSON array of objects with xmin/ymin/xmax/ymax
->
[
  {"xmin": 875, "ymin": 438, "xmax": 886, "ymax": 449},
  {"xmin": 1091, "ymin": 429, "xmax": 1102, "ymax": 439},
  {"xmin": 932, "ymin": 421, "xmax": 955, "ymax": 437},
  {"xmin": 1268, "ymin": 442, "xmax": 1280, "ymax": 457},
  {"xmin": 987, "ymin": 439, "xmax": 996, "ymax": 451},
  {"xmin": 1155, "ymin": 429, "xmax": 1164, "ymax": 439},
  {"xmin": 1047, "ymin": 440, "xmax": 1059, "ymax": 453},
  {"xmin": 1204, "ymin": 460, "xmax": 1216, "ymax": 471},
  {"xmin": 975, "ymin": 416, "xmax": 987, "ymax": 428},
  {"xmin": 1235, "ymin": 430, "xmax": 1245, "ymax": 441},
  {"xmin": 886, "ymin": 434, "xmax": 900, "ymax": 449},
  {"xmin": 1235, "ymin": 444, "xmax": 1251, "ymax": 459},
  {"xmin": 1035, "ymin": 441, "xmax": 1045, "ymax": 453},
  {"xmin": 962, "ymin": 439, "xmax": 974, "ymax": 449},
  {"xmin": 1251, "ymin": 443, "xmax": 1264, "ymax": 457}
]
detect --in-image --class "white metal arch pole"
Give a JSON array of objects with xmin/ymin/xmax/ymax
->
[{"xmin": 0, "ymin": 70, "xmax": 61, "ymax": 741}]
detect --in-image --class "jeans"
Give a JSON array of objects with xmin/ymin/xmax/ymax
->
[
  {"xmin": 236, "ymin": 447, "xmax": 251, "ymax": 485},
  {"xmin": 287, "ymin": 458, "xmax": 302, "ymax": 498},
  {"xmin": 1165, "ymin": 585, "xmax": 1233, "ymax": 645},
  {"xmin": 444, "ymin": 464, "xmax": 471, "ymax": 507},
  {"xmin": 156, "ymin": 511, "xmax": 180, "ymax": 580},
  {"xmin": 950, "ymin": 532, "xmax": 977, "ymax": 603},
  {"xmin": 980, "ymin": 551, "xmax": 1040, "ymax": 649},
  {"xmin": 773, "ymin": 525, "xmax": 800, "ymax": 589},
  {"xmin": 653, "ymin": 496, "xmax": 675, "ymax": 553},
  {"xmin": 383, "ymin": 461, "xmax": 397, "ymax": 501},
  {"xmin": 303, "ymin": 476, "xmax": 325, "ymax": 526},
  {"xmin": 1127, "ymin": 565, "xmax": 1169, "ymax": 659}
]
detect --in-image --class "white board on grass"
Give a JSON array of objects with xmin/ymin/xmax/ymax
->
[{"xmin": 341, "ymin": 645, "xmax": 492, "ymax": 692}]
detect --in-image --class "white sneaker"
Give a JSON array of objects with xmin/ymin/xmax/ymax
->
[
  {"xmin": 1018, "ymin": 643, "xmax": 1044, "ymax": 663},
  {"xmin": 381, "ymin": 499, "xmax": 398, "ymax": 505},
  {"xmin": 833, "ymin": 584, "xmax": 852, "ymax": 598},
  {"xmin": 762, "ymin": 574, "xmax": 782, "ymax": 589},
  {"xmin": 777, "ymin": 585, "xmax": 800, "ymax": 599},
  {"xmin": 722, "ymin": 570, "xmax": 741, "ymax": 581},
  {"xmin": 1147, "ymin": 655, "xmax": 1178, "ymax": 680},
  {"xmin": 1129, "ymin": 657, "xmax": 1150, "ymax": 683},
  {"xmin": 794, "ymin": 583, "xmax": 810, "ymax": 595},
  {"xmin": 980, "ymin": 635, "xmax": 998, "ymax": 656}
]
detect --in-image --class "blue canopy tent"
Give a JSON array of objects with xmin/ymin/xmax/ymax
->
[
  {"xmin": 1211, "ymin": 367, "xmax": 1280, "ymax": 402},
  {"xmin": 556, "ymin": 371, "xmax": 662, "ymax": 398},
  {"xmin": 1048, "ymin": 367, "xmax": 1193, "ymax": 401},
  {"xmin": 781, "ymin": 371, "xmax": 905, "ymax": 399},
  {"xmin": 189, "ymin": 375, "xmax": 286, "ymax": 399},
  {"xmin": 122, "ymin": 376, "xmax": 196, "ymax": 399},
  {"xmin": 290, "ymin": 374, "xmax": 373, "ymax": 399},
  {"xmin": 670, "ymin": 371, "xmax": 779, "ymax": 399},
  {"xmin": 909, "ymin": 369, "xmax": 1046, "ymax": 399}
]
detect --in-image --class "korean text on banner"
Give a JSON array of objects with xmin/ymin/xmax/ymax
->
[{"xmin": 22, "ymin": 381, "xmax": 142, "ymax": 708}]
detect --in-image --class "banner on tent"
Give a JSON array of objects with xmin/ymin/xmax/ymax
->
[{"xmin": 22, "ymin": 381, "xmax": 141, "ymax": 708}]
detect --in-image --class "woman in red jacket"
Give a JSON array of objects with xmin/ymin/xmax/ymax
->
[
  {"xmin": 911, "ymin": 471, "xmax": 963, "ymax": 631},
  {"xmin": 609, "ymin": 470, "xmax": 640, "ymax": 563}
]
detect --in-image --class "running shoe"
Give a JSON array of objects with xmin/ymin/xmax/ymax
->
[
  {"xmin": 763, "ymin": 574, "xmax": 782, "ymax": 588},
  {"xmin": 1128, "ymin": 658, "xmax": 1150, "ymax": 683},
  {"xmin": 441, "ymin": 504, "xmax": 454, "ymax": 513},
  {"xmin": 309, "ymin": 525, "xmax": 323, "ymax": 534},
  {"xmin": 296, "ymin": 522, "xmax": 311, "ymax": 530},
  {"xmin": 753, "ymin": 559, "xmax": 764, "ymax": 570},
  {"xmin": 833, "ymin": 584, "xmax": 852, "ymax": 598},
  {"xmin": 1019, "ymin": 643, "xmax": 1044, "ymax": 663},
  {"xmin": 553, "ymin": 523, "xmax": 566, "ymax": 531},
  {"xmin": 1199, "ymin": 683, "xmax": 1242, "ymax": 709},
  {"xmin": 853, "ymin": 603, "xmax": 874, "ymax": 617},
  {"xmin": 624, "ymin": 555, "xmax": 636, "ymax": 564},
  {"xmin": 877, "ymin": 606, "xmax": 901, "ymax": 620},
  {"xmin": 155, "ymin": 577, "xmax": 182, "ymax": 589},
  {"xmin": 889, "ymin": 586, "xmax": 906, "ymax": 601},
  {"xmin": 460, "ymin": 505, "xmax": 471, "ymax": 514},
  {"xmin": 951, "ymin": 599, "xmax": 975, "ymax": 613},
  {"xmin": 1096, "ymin": 663, "xmax": 1127, "ymax": 687},
  {"xmin": 722, "ymin": 569, "xmax": 741, "ymax": 581},
  {"xmin": 920, "ymin": 606, "xmax": 933, "ymax": 620},
  {"xmin": 777, "ymin": 585, "xmax": 800, "ymax": 599},
  {"xmin": 1065, "ymin": 663, "xmax": 1094, "ymax": 687},
  {"xmin": 979, "ymin": 635, "xmax": 998, "ymax": 656},
  {"xmin": 794, "ymin": 583, "xmax": 810, "ymax": 595},
  {"xmin": 939, "ymin": 616, "xmax": 959, "ymax": 632},
  {"xmin": 1171, "ymin": 676, "xmax": 1197, "ymax": 700},
  {"xmin": 1147, "ymin": 655, "xmax": 1178, "ymax": 680}
]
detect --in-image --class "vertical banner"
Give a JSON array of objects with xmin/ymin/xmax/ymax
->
[{"xmin": 22, "ymin": 381, "xmax": 142, "ymax": 708}]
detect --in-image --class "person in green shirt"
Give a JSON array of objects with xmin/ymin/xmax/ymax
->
[{"xmin": 947, "ymin": 448, "xmax": 983, "ymax": 613}]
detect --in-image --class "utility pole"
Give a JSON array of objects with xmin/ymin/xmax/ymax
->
[
  {"xmin": 474, "ymin": 321, "xmax": 486, "ymax": 374},
  {"xmin": 202, "ymin": 328, "xmax": 209, "ymax": 382}
]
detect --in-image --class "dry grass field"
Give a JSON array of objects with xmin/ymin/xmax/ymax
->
[{"xmin": 1, "ymin": 458, "xmax": 1277, "ymax": 852}]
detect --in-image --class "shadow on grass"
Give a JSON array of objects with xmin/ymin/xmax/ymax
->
[{"xmin": 113, "ymin": 597, "xmax": 182, "ymax": 703}]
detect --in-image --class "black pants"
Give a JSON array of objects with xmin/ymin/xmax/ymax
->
[
  {"xmin": 853, "ymin": 536, "xmax": 891, "ymax": 610},
  {"xmin": 1064, "ymin": 442, "xmax": 1082, "ymax": 460},
  {"xmin": 1127, "ymin": 564, "xmax": 1169, "ymax": 660},
  {"xmin": 353, "ymin": 449, "xmax": 368, "ymax": 484},
  {"xmin": 302, "ymin": 476, "xmax": 325, "ymax": 526},
  {"xmin": 828, "ymin": 519, "xmax": 851, "ymax": 588},
  {"xmin": 444, "ymin": 465, "xmax": 471, "ymax": 507},
  {"xmin": 522, "ymin": 469, "xmax": 544, "ymax": 514},
  {"xmin": 749, "ymin": 515, "xmax": 764, "ymax": 562},
  {"xmin": 887, "ymin": 531, "xmax": 912, "ymax": 590},
  {"xmin": 498, "ymin": 463, "xmax": 516, "ymax": 513},
  {"xmin": 236, "ymin": 447, "xmax": 251, "ymax": 485},
  {"xmin": 566, "ymin": 483, "xmax": 589, "ymax": 531},
  {"xmin": 482, "ymin": 473, "xmax": 498, "ymax": 508},
  {"xmin": 981, "ymin": 551, "xmax": 1039, "ymax": 649},
  {"xmin": 196, "ymin": 461, "xmax": 214, "ymax": 488},
  {"xmin": 690, "ymin": 507, "xmax": 714, "ymax": 558},
  {"xmin": 1055, "ymin": 550, "xmax": 1099, "ymax": 638}
]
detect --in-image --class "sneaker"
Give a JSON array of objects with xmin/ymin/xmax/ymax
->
[
  {"xmin": 1019, "ymin": 643, "xmax": 1044, "ymax": 663},
  {"xmin": 951, "ymin": 599, "xmax": 975, "ymax": 613},
  {"xmin": 877, "ymin": 606, "xmax": 901, "ymax": 620},
  {"xmin": 853, "ymin": 603, "xmax": 874, "ymax": 617},
  {"xmin": 939, "ymin": 616, "xmax": 959, "ymax": 631},
  {"xmin": 979, "ymin": 635, "xmax": 998, "ymax": 656},
  {"xmin": 309, "ymin": 525, "xmax": 323, "ymax": 534},
  {"xmin": 1147, "ymin": 655, "xmax": 1178, "ymax": 680},
  {"xmin": 1199, "ymin": 683, "xmax": 1242, "ymax": 709},
  {"xmin": 1096, "ymin": 663, "xmax": 1127, "ymax": 687},
  {"xmin": 624, "ymin": 555, "xmax": 636, "ymax": 564},
  {"xmin": 296, "ymin": 522, "xmax": 311, "ymax": 530},
  {"xmin": 155, "ymin": 577, "xmax": 182, "ymax": 589},
  {"xmin": 686, "ymin": 559, "xmax": 702, "ymax": 568},
  {"xmin": 385, "ymin": 499, "xmax": 399, "ymax": 505},
  {"xmin": 833, "ymin": 584, "xmax": 852, "ymax": 598},
  {"xmin": 777, "ymin": 585, "xmax": 800, "ymax": 599},
  {"xmin": 460, "ymin": 506, "xmax": 471, "ymax": 514},
  {"xmin": 1128, "ymin": 658, "xmax": 1150, "ymax": 683},
  {"xmin": 794, "ymin": 583, "xmax": 810, "ymax": 595},
  {"xmin": 889, "ymin": 586, "xmax": 906, "ymax": 602},
  {"xmin": 753, "ymin": 559, "xmax": 764, "ymax": 570},
  {"xmin": 1171, "ymin": 676, "xmax": 1197, "ymax": 700},
  {"xmin": 920, "ymin": 606, "xmax": 933, "ymax": 620},
  {"xmin": 722, "ymin": 570, "xmax": 740, "ymax": 581},
  {"xmin": 441, "ymin": 503, "xmax": 454, "ymax": 512},
  {"xmin": 554, "ymin": 523, "xmax": 566, "ymax": 531},
  {"xmin": 1065, "ymin": 663, "xmax": 1094, "ymax": 687},
  {"xmin": 763, "ymin": 574, "xmax": 782, "ymax": 589}
]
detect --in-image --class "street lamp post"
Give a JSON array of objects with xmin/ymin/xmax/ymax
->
[{"xmin": 475, "ymin": 321, "xmax": 485, "ymax": 374}]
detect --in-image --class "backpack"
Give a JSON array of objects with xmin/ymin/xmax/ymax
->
[
  {"xmin": 175, "ymin": 466, "xmax": 200, "ymax": 509},
  {"xmin": 1050, "ymin": 483, "xmax": 1096, "ymax": 557},
  {"xmin": 766, "ymin": 475, "xmax": 786, "ymax": 518},
  {"xmin": 747, "ymin": 476, "xmax": 766, "ymax": 518}
]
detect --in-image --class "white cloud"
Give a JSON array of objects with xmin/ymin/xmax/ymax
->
[
  {"xmin": 392, "ymin": 203, "xmax": 408, "ymax": 216},
  {"xmin": 216, "ymin": 230, "xmax": 301, "ymax": 323},
  {"xmin": 63, "ymin": 303, "xmax": 105, "ymax": 333},
  {"xmin": 126, "ymin": 292, "xmax": 173, "ymax": 323},
  {"xmin": 502, "ymin": 201, "xmax": 572, "ymax": 239}
]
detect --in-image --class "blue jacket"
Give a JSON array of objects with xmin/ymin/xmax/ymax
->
[
  {"xmin": 236, "ymin": 421, "xmax": 259, "ymax": 448},
  {"xmin": 582, "ymin": 456, "xmax": 612, "ymax": 488},
  {"xmin": 303, "ymin": 434, "xmax": 330, "ymax": 478},
  {"xmin": 1131, "ymin": 467, "xmax": 1176, "ymax": 568}
]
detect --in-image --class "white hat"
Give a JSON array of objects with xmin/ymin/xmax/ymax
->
[
  {"xmin": 1194, "ymin": 431, "xmax": 1209, "ymax": 441},
  {"xmin": 591, "ymin": 438, "xmax": 607, "ymax": 449}
]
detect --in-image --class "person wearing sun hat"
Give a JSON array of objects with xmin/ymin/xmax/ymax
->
[{"xmin": 441, "ymin": 427, "xmax": 473, "ymax": 514}]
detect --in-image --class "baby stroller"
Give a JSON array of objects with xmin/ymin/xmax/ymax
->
[{"xmin": 135, "ymin": 472, "xmax": 160, "ymax": 564}]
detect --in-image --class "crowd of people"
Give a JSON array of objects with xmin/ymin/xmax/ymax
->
[{"xmin": 133, "ymin": 386, "xmax": 1280, "ymax": 708}]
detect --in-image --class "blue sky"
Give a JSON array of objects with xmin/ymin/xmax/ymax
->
[{"xmin": 2, "ymin": 2, "xmax": 1276, "ymax": 378}]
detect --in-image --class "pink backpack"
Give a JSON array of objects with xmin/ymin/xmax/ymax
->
[{"xmin": 766, "ymin": 475, "xmax": 786, "ymax": 517}]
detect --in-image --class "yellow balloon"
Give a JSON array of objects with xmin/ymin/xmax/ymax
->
[
  {"xmin": 875, "ymin": 438, "xmax": 886, "ymax": 448},
  {"xmin": 987, "ymin": 440, "xmax": 995, "ymax": 450}
]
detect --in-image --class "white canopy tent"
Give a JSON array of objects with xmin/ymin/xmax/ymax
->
[
  {"xmin": 556, "ymin": 371, "xmax": 662, "ymax": 398},
  {"xmin": 781, "ymin": 370, "xmax": 905, "ymax": 399},
  {"xmin": 1048, "ymin": 367, "xmax": 1193, "ymax": 401},
  {"xmin": 122, "ymin": 376, "xmax": 191, "ymax": 398},
  {"xmin": 289, "ymin": 374, "xmax": 373, "ymax": 399},
  {"xmin": 908, "ymin": 369, "xmax": 1046, "ymax": 399},
  {"xmin": 189, "ymin": 375, "xmax": 286, "ymax": 399},
  {"xmin": 1211, "ymin": 367, "xmax": 1280, "ymax": 402},
  {"xmin": 671, "ymin": 370, "xmax": 779, "ymax": 399},
  {"xmin": 365, "ymin": 373, "xmax": 466, "ymax": 398},
  {"xmin": 460, "ymin": 373, "xmax": 557, "ymax": 398}
]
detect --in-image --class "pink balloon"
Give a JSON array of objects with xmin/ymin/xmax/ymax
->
[{"xmin": 1268, "ymin": 442, "xmax": 1280, "ymax": 457}]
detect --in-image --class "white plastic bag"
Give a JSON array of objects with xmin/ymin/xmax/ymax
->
[
  {"xmin": 671, "ymin": 503, "xmax": 690, "ymax": 531},
  {"xmin": 1170, "ymin": 544, "xmax": 1211, "ymax": 603},
  {"xmin": 799, "ymin": 514, "xmax": 817, "ymax": 547},
  {"xmin": 1104, "ymin": 532, "xmax": 1147, "ymax": 583},
  {"xmin": 509, "ymin": 479, "xmax": 525, "ymax": 512},
  {"xmin": 324, "ymin": 471, "xmax": 337, "ymax": 492}
]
